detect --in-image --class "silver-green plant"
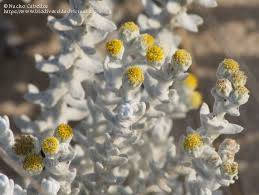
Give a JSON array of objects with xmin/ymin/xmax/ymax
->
[
  {"xmin": 0, "ymin": 1, "xmax": 250, "ymax": 195},
  {"xmin": 14, "ymin": 0, "xmax": 116, "ymax": 136}
]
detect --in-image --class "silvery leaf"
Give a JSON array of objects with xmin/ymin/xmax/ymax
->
[
  {"xmin": 47, "ymin": 16, "xmax": 74, "ymax": 31},
  {"xmin": 40, "ymin": 177, "xmax": 60, "ymax": 195},
  {"xmin": 166, "ymin": 1, "xmax": 181, "ymax": 14},
  {"xmin": 80, "ymin": 27, "xmax": 109, "ymax": 47},
  {"xmin": 87, "ymin": 11, "xmax": 116, "ymax": 32},
  {"xmin": 137, "ymin": 14, "xmax": 161, "ymax": 31},
  {"xmin": 0, "ymin": 173, "xmax": 26, "ymax": 195},
  {"xmin": 0, "ymin": 116, "xmax": 14, "ymax": 147},
  {"xmin": 14, "ymin": 115, "xmax": 37, "ymax": 134},
  {"xmin": 35, "ymin": 46, "xmax": 79, "ymax": 73},
  {"xmin": 197, "ymin": 0, "xmax": 217, "ymax": 7},
  {"xmin": 75, "ymin": 55, "xmax": 103, "ymax": 74},
  {"xmin": 106, "ymin": 156, "xmax": 128, "ymax": 167},
  {"xmin": 142, "ymin": 0, "xmax": 163, "ymax": 16},
  {"xmin": 221, "ymin": 123, "xmax": 243, "ymax": 134},
  {"xmin": 174, "ymin": 12, "xmax": 203, "ymax": 32},
  {"xmin": 24, "ymin": 85, "xmax": 68, "ymax": 108},
  {"xmin": 89, "ymin": 0, "xmax": 112, "ymax": 15}
]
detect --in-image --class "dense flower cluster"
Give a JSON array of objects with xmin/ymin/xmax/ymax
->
[{"xmin": 0, "ymin": 0, "xmax": 250, "ymax": 195}]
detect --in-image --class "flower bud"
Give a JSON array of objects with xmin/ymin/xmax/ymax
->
[
  {"xmin": 229, "ymin": 70, "xmax": 247, "ymax": 88},
  {"xmin": 23, "ymin": 153, "xmax": 44, "ymax": 175},
  {"xmin": 123, "ymin": 65, "xmax": 144, "ymax": 88},
  {"xmin": 217, "ymin": 58, "xmax": 239, "ymax": 78},
  {"xmin": 135, "ymin": 33, "xmax": 155, "ymax": 55},
  {"xmin": 172, "ymin": 49, "xmax": 192, "ymax": 72},
  {"xmin": 215, "ymin": 79, "xmax": 232, "ymax": 98},
  {"xmin": 219, "ymin": 139, "xmax": 240, "ymax": 161},
  {"xmin": 41, "ymin": 137, "xmax": 59, "ymax": 156},
  {"xmin": 106, "ymin": 39, "xmax": 124, "ymax": 60},
  {"xmin": 219, "ymin": 139, "xmax": 240, "ymax": 154},
  {"xmin": 119, "ymin": 21, "xmax": 140, "ymax": 43},
  {"xmin": 183, "ymin": 132, "xmax": 203, "ymax": 151},
  {"xmin": 146, "ymin": 45, "xmax": 165, "ymax": 66},
  {"xmin": 13, "ymin": 135, "xmax": 38, "ymax": 156},
  {"xmin": 230, "ymin": 86, "xmax": 249, "ymax": 105},
  {"xmin": 55, "ymin": 124, "xmax": 73, "ymax": 143},
  {"xmin": 221, "ymin": 161, "xmax": 238, "ymax": 177}
]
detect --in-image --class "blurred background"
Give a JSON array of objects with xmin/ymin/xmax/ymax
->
[{"xmin": 0, "ymin": 0, "xmax": 258, "ymax": 194}]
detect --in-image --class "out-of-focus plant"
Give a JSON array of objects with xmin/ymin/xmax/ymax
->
[
  {"xmin": 138, "ymin": 0, "xmax": 217, "ymax": 58},
  {"xmin": 0, "ymin": 0, "xmax": 250, "ymax": 195}
]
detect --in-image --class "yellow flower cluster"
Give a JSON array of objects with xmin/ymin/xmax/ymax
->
[
  {"xmin": 14, "ymin": 124, "xmax": 74, "ymax": 174},
  {"xmin": 235, "ymin": 86, "xmax": 249, "ymax": 96},
  {"xmin": 125, "ymin": 66, "xmax": 144, "ymax": 87},
  {"xmin": 222, "ymin": 161, "xmax": 238, "ymax": 176},
  {"xmin": 106, "ymin": 39, "xmax": 124, "ymax": 57},
  {"xmin": 120, "ymin": 21, "xmax": 139, "ymax": 32},
  {"xmin": 183, "ymin": 132, "xmax": 203, "ymax": 151},
  {"xmin": 141, "ymin": 33, "xmax": 154, "ymax": 48},
  {"xmin": 184, "ymin": 73, "xmax": 202, "ymax": 109},
  {"xmin": 184, "ymin": 73, "xmax": 198, "ymax": 90},
  {"xmin": 231, "ymin": 70, "xmax": 247, "ymax": 88},
  {"xmin": 55, "ymin": 123, "xmax": 73, "ymax": 142},
  {"xmin": 23, "ymin": 153, "xmax": 43, "ymax": 173},
  {"xmin": 191, "ymin": 91, "xmax": 203, "ymax": 109},
  {"xmin": 222, "ymin": 59, "xmax": 239, "ymax": 73},
  {"xmin": 215, "ymin": 78, "xmax": 234, "ymax": 98},
  {"xmin": 41, "ymin": 136, "xmax": 59, "ymax": 155},
  {"xmin": 217, "ymin": 58, "xmax": 241, "ymax": 79},
  {"xmin": 217, "ymin": 58, "xmax": 249, "ymax": 104},
  {"xmin": 13, "ymin": 135, "xmax": 35, "ymax": 156},
  {"xmin": 216, "ymin": 79, "xmax": 228, "ymax": 92},
  {"xmin": 173, "ymin": 49, "xmax": 192, "ymax": 67},
  {"xmin": 146, "ymin": 45, "xmax": 165, "ymax": 64}
]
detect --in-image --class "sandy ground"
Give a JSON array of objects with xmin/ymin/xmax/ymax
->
[{"xmin": 0, "ymin": 0, "xmax": 258, "ymax": 194}]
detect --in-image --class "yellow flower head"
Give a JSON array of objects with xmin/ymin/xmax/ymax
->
[
  {"xmin": 191, "ymin": 91, "xmax": 202, "ymax": 109},
  {"xmin": 120, "ymin": 21, "xmax": 139, "ymax": 33},
  {"xmin": 220, "ymin": 139, "xmax": 239, "ymax": 154},
  {"xmin": 13, "ymin": 135, "xmax": 35, "ymax": 156},
  {"xmin": 183, "ymin": 132, "xmax": 203, "ymax": 151},
  {"xmin": 184, "ymin": 73, "xmax": 198, "ymax": 90},
  {"xmin": 216, "ymin": 79, "xmax": 232, "ymax": 97},
  {"xmin": 222, "ymin": 161, "xmax": 238, "ymax": 176},
  {"xmin": 23, "ymin": 154, "xmax": 43, "ymax": 174},
  {"xmin": 55, "ymin": 123, "xmax": 73, "ymax": 142},
  {"xmin": 119, "ymin": 21, "xmax": 140, "ymax": 42},
  {"xmin": 235, "ymin": 85, "xmax": 249, "ymax": 96},
  {"xmin": 41, "ymin": 137, "xmax": 59, "ymax": 155},
  {"xmin": 217, "ymin": 58, "xmax": 240, "ymax": 78},
  {"xmin": 106, "ymin": 39, "xmax": 124, "ymax": 58},
  {"xmin": 222, "ymin": 59, "xmax": 240, "ymax": 72},
  {"xmin": 141, "ymin": 33, "xmax": 155, "ymax": 48},
  {"xmin": 223, "ymin": 139, "xmax": 237, "ymax": 148},
  {"xmin": 173, "ymin": 49, "xmax": 192, "ymax": 68},
  {"xmin": 216, "ymin": 79, "xmax": 227, "ymax": 91},
  {"xmin": 231, "ymin": 70, "xmax": 247, "ymax": 87},
  {"xmin": 124, "ymin": 66, "xmax": 144, "ymax": 87},
  {"xmin": 231, "ymin": 85, "xmax": 249, "ymax": 105},
  {"xmin": 146, "ymin": 45, "xmax": 165, "ymax": 65}
]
